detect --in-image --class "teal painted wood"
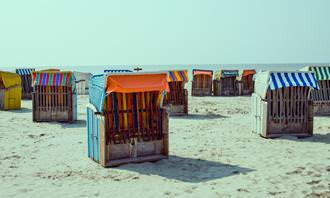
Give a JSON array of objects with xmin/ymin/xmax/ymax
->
[
  {"xmin": 89, "ymin": 74, "xmax": 106, "ymax": 113},
  {"xmin": 93, "ymin": 114, "xmax": 100, "ymax": 162},
  {"xmin": 87, "ymin": 107, "xmax": 92, "ymax": 158}
]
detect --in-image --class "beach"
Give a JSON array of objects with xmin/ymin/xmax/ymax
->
[{"xmin": 0, "ymin": 83, "xmax": 329, "ymax": 198}]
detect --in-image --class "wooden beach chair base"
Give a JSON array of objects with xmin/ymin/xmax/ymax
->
[
  {"xmin": 213, "ymin": 79, "xmax": 237, "ymax": 96},
  {"xmin": 167, "ymin": 104, "xmax": 187, "ymax": 116},
  {"xmin": 252, "ymin": 91, "xmax": 314, "ymax": 139},
  {"xmin": 87, "ymin": 104, "xmax": 169, "ymax": 167},
  {"xmin": 192, "ymin": 88, "xmax": 212, "ymax": 96},
  {"xmin": 33, "ymin": 110, "xmax": 73, "ymax": 123},
  {"xmin": 313, "ymin": 101, "xmax": 330, "ymax": 115}
]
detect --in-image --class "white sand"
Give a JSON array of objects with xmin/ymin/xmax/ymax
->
[{"xmin": 0, "ymin": 91, "xmax": 329, "ymax": 197}]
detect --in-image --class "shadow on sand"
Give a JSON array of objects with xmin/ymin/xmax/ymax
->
[
  {"xmin": 171, "ymin": 113, "xmax": 228, "ymax": 120},
  {"xmin": 47, "ymin": 119, "xmax": 87, "ymax": 129},
  {"xmin": 280, "ymin": 133, "xmax": 330, "ymax": 145},
  {"xmin": 8, "ymin": 107, "xmax": 32, "ymax": 113},
  {"xmin": 118, "ymin": 155, "xmax": 254, "ymax": 183}
]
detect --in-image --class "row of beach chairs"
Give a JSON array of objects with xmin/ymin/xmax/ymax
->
[{"xmin": 0, "ymin": 66, "xmax": 329, "ymax": 167}]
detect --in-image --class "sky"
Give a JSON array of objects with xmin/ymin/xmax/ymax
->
[{"xmin": 0, "ymin": 0, "xmax": 329, "ymax": 66}]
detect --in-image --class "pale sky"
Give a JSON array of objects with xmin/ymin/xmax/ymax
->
[{"xmin": 0, "ymin": 0, "xmax": 329, "ymax": 66}]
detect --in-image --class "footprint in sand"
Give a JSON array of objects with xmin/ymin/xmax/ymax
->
[{"xmin": 306, "ymin": 180, "xmax": 321, "ymax": 185}]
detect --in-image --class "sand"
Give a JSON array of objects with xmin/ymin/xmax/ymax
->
[{"xmin": 0, "ymin": 91, "xmax": 329, "ymax": 197}]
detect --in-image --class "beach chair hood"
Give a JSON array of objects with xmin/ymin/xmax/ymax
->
[
  {"xmin": 192, "ymin": 69, "xmax": 213, "ymax": 77},
  {"xmin": 16, "ymin": 68, "xmax": 35, "ymax": 76},
  {"xmin": 237, "ymin": 69, "xmax": 256, "ymax": 81},
  {"xmin": 167, "ymin": 70, "xmax": 188, "ymax": 82},
  {"xmin": 32, "ymin": 71, "xmax": 76, "ymax": 91},
  {"xmin": 254, "ymin": 71, "xmax": 319, "ymax": 99},
  {"xmin": 214, "ymin": 70, "xmax": 239, "ymax": 80},
  {"xmin": 104, "ymin": 69, "xmax": 132, "ymax": 73},
  {"xmin": 89, "ymin": 72, "xmax": 169, "ymax": 113},
  {"xmin": 300, "ymin": 66, "xmax": 330, "ymax": 80},
  {"xmin": 0, "ymin": 71, "xmax": 21, "ymax": 89}
]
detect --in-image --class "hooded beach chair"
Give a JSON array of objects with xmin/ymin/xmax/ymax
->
[
  {"xmin": 16, "ymin": 68, "xmax": 35, "ymax": 99},
  {"xmin": 236, "ymin": 69, "xmax": 256, "ymax": 95},
  {"xmin": 0, "ymin": 71, "xmax": 21, "ymax": 110},
  {"xmin": 251, "ymin": 71, "xmax": 318, "ymax": 138},
  {"xmin": 104, "ymin": 69, "xmax": 133, "ymax": 73},
  {"xmin": 213, "ymin": 70, "xmax": 239, "ymax": 96},
  {"xmin": 191, "ymin": 69, "xmax": 213, "ymax": 96},
  {"xmin": 74, "ymin": 71, "xmax": 92, "ymax": 95},
  {"xmin": 300, "ymin": 66, "xmax": 330, "ymax": 115},
  {"xmin": 165, "ymin": 70, "xmax": 189, "ymax": 115},
  {"xmin": 32, "ymin": 70, "xmax": 77, "ymax": 122},
  {"xmin": 87, "ymin": 72, "xmax": 169, "ymax": 167}
]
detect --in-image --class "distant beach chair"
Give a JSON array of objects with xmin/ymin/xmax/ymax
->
[
  {"xmin": 236, "ymin": 69, "xmax": 256, "ymax": 95},
  {"xmin": 0, "ymin": 71, "xmax": 21, "ymax": 110},
  {"xmin": 165, "ymin": 70, "xmax": 189, "ymax": 116},
  {"xmin": 213, "ymin": 70, "xmax": 239, "ymax": 96},
  {"xmin": 191, "ymin": 69, "xmax": 213, "ymax": 96},
  {"xmin": 74, "ymin": 71, "xmax": 92, "ymax": 95},
  {"xmin": 104, "ymin": 69, "xmax": 133, "ymax": 73},
  {"xmin": 15, "ymin": 68, "xmax": 35, "ymax": 99},
  {"xmin": 87, "ymin": 72, "xmax": 169, "ymax": 167},
  {"xmin": 251, "ymin": 71, "xmax": 318, "ymax": 138},
  {"xmin": 32, "ymin": 70, "xmax": 77, "ymax": 122},
  {"xmin": 300, "ymin": 66, "xmax": 330, "ymax": 115}
]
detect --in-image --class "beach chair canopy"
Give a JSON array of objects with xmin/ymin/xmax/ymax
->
[
  {"xmin": 104, "ymin": 69, "xmax": 133, "ymax": 73},
  {"xmin": 167, "ymin": 70, "xmax": 188, "ymax": 82},
  {"xmin": 32, "ymin": 71, "xmax": 76, "ymax": 89},
  {"xmin": 73, "ymin": 71, "xmax": 92, "ymax": 82},
  {"xmin": 214, "ymin": 70, "xmax": 239, "ymax": 80},
  {"xmin": 0, "ymin": 71, "xmax": 21, "ymax": 89},
  {"xmin": 16, "ymin": 68, "xmax": 35, "ymax": 76},
  {"xmin": 301, "ymin": 66, "xmax": 330, "ymax": 80},
  {"xmin": 254, "ymin": 71, "xmax": 319, "ymax": 99},
  {"xmin": 237, "ymin": 69, "xmax": 256, "ymax": 81},
  {"xmin": 89, "ymin": 72, "xmax": 170, "ymax": 112},
  {"xmin": 192, "ymin": 69, "xmax": 213, "ymax": 77}
]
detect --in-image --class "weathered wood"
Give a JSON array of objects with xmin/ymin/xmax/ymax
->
[
  {"xmin": 261, "ymin": 87, "xmax": 313, "ymax": 138},
  {"xmin": 192, "ymin": 75, "xmax": 212, "ymax": 96},
  {"xmin": 213, "ymin": 78, "xmax": 237, "ymax": 96},
  {"xmin": 33, "ymin": 85, "xmax": 74, "ymax": 122}
]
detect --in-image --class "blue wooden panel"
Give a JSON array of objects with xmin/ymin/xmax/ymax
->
[
  {"xmin": 87, "ymin": 108, "xmax": 93, "ymax": 158},
  {"xmin": 93, "ymin": 114, "xmax": 99, "ymax": 162}
]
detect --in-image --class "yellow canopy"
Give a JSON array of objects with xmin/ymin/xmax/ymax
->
[{"xmin": 0, "ymin": 71, "xmax": 21, "ymax": 89}]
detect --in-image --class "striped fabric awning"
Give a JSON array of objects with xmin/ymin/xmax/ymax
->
[
  {"xmin": 32, "ymin": 72, "xmax": 75, "ymax": 87},
  {"xmin": 167, "ymin": 70, "xmax": 188, "ymax": 82},
  {"xmin": 308, "ymin": 66, "xmax": 330, "ymax": 80},
  {"xmin": 193, "ymin": 69, "xmax": 213, "ymax": 77},
  {"xmin": 16, "ymin": 68, "xmax": 35, "ymax": 75},
  {"xmin": 269, "ymin": 72, "xmax": 319, "ymax": 90},
  {"xmin": 104, "ymin": 69, "xmax": 132, "ymax": 73}
]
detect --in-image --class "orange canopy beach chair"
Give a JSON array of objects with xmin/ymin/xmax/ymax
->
[
  {"xmin": 87, "ymin": 72, "xmax": 170, "ymax": 167},
  {"xmin": 191, "ymin": 69, "xmax": 213, "ymax": 96}
]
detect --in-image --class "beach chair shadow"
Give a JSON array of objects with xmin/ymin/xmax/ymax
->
[
  {"xmin": 47, "ymin": 120, "xmax": 87, "ymax": 129},
  {"xmin": 280, "ymin": 133, "xmax": 330, "ymax": 145},
  {"xmin": 118, "ymin": 155, "xmax": 254, "ymax": 183},
  {"xmin": 171, "ymin": 113, "xmax": 228, "ymax": 120},
  {"xmin": 8, "ymin": 107, "xmax": 32, "ymax": 113}
]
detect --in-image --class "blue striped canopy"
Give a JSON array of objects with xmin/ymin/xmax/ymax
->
[
  {"xmin": 104, "ymin": 69, "xmax": 132, "ymax": 73},
  {"xmin": 254, "ymin": 71, "xmax": 319, "ymax": 99},
  {"xmin": 16, "ymin": 68, "xmax": 35, "ymax": 75},
  {"xmin": 269, "ymin": 72, "xmax": 319, "ymax": 90}
]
